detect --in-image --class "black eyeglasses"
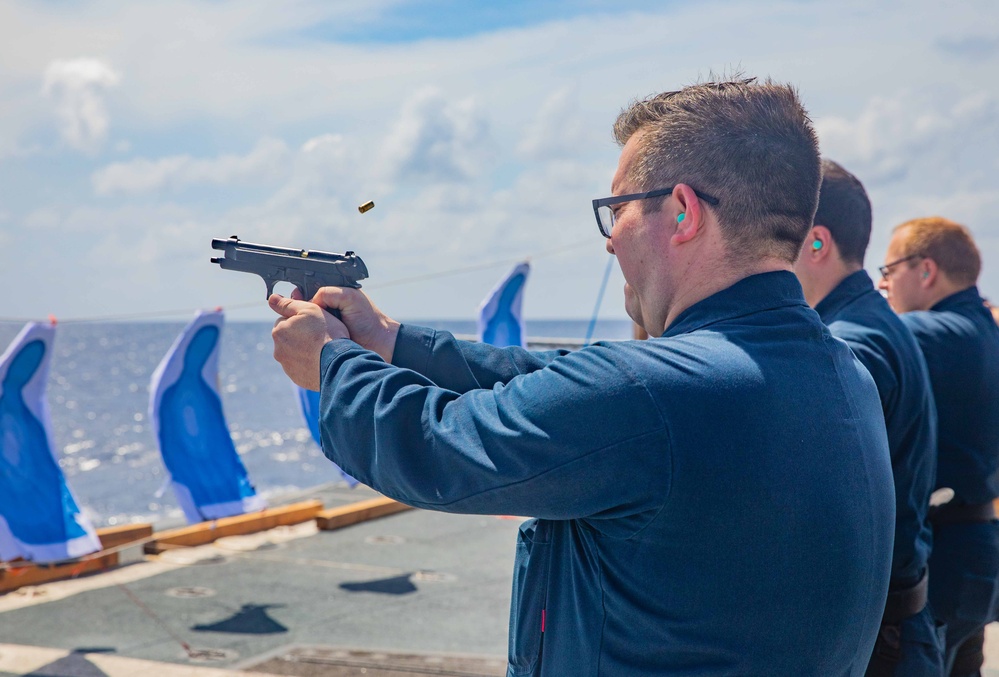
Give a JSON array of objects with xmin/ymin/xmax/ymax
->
[
  {"xmin": 878, "ymin": 255, "xmax": 921, "ymax": 280},
  {"xmin": 592, "ymin": 186, "xmax": 720, "ymax": 238}
]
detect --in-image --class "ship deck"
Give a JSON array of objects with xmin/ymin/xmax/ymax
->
[
  {"xmin": 3, "ymin": 484, "xmax": 999, "ymax": 677},
  {"xmin": 0, "ymin": 484, "xmax": 518, "ymax": 677}
]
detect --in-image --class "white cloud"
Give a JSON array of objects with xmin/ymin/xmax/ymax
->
[
  {"xmin": 517, "ymin": 86, "xmax": 590, "ymax": 161},
  {"xmin": 876, "ymin": 189, "xmax": 999, "ymax": 238},
  {"xmin": 282, "ymin": 133, "xmax": 354, "ymax": 198},
  {"xmin": 42, "ymin": 58, "xmax": 120, "ymax": 153},
  {"xmin": 207, "ymin": 133, "xmax": 367, "ymax": 246},
  {"xmin": 378, "ymin": 88, "xmax": 493, "ymax": 183},
  {"xmin": 92, "ymin": 137, "xmax": 292, "ymax": 195},
  {"xmin": 22, "ymin": 202, "xmax": 193, "ymax": 235},
  {"xmin": 301, "ymin": 134, "xmax": 342, "ymax": 154},
  {"xmin": 815, "ymin": 90, "xmax": 999, "ymax": 186}
]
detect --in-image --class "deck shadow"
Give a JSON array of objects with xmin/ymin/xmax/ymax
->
[
  {"xmin": 25, "ymin": 648, "xmax": 115, "ymax": 677},
  {"xmin": 339, "ymin": 573, "xmax": 418, "ymax": 596},
  {"xmin": 192, "ymin": 603, "xmax": 288, "ymax": 634}
]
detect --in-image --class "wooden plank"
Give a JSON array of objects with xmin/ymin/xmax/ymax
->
[
  {"xmin": 0, "ymin": 524, "xmax": 154, "ymax": 594},
  {"xmin": 0, "ymin": 552, "xmax": 118, "ymax": 594},
  {"xmin": 143, "ymin": 500, "xmax": 323, "ymax": 554},
  {"xmin": 97, "ymin": 523, "xmax": 153, "ymax": 551},
  {"xmin": 316, "ymin": 496, "xmax": 412, "ymax": 531},
  {"xmin": 1, "ymin": 496, "xmax": 411, "ymax": 592}
]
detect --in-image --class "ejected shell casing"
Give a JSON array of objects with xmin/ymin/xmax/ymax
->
[{"xmin": 358, "ymin": 200, "xmax": 375, "ymax": 214}]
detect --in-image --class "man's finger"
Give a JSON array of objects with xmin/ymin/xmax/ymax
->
[
  {"xmin": 268, "ymin": 293, "xmax": 309, "ymax": 319},
  {"xmin": 310, "ymin": 286, "xmax": 347, "ymax": 309}
]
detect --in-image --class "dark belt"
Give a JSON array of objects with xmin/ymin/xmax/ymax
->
[
  {"xmin": 928, "ymin": 501, "xmax": 996, "ymax": 526},
  {"xmin": 882, "ymin": 570, "xmax": 928, "ymax": 625},
  {"xmin": 871, "ymin": 572, "xmax": 929, "ymax": 667}
]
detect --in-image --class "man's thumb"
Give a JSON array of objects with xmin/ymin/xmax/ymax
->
[{"xmin": 268, "ymin": 293, "xmax": 301, "ymax": 318}]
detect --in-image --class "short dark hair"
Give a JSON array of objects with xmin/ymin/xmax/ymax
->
[
  {"xmin": 813, "ymin": 159, "xmax": 872, "ymax": 266},
  {"xmin": 894, "ymin": 217, "xmax": 981, "ymax": 287},
  {"xmin": 613, "ymin": 77, "xmax": 821, "ymax": 263}
]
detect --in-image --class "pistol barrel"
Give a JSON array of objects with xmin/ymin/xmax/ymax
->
[{"xmin": 210, "ymin": 235, "xmax": 368, "ymax": 299}]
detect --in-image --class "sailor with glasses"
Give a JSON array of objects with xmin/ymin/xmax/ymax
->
[
  {"xmin": 879, "ymin": 217, "xmax": 999, "ymax": 677},
  {"xmin": 270, "ymin": 79, "xmax": 894, "ymax": 675}
]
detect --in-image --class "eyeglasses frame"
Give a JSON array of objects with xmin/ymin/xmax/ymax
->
[
  {"xmin": 592, "ymin": 186, "xmax": 721, "ymax": 239},
  {"xmin": 878, "ymin": 254, "xmax": 922, "ymax": 281}
]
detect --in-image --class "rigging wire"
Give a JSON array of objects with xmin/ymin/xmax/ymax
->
[
  {"xmin": 369, "ymin": 237, "xmax": 592, "ymax": 289},
  {"xmin": 583, "ymin": 255, "xmax": 615, "ymax": 347}
]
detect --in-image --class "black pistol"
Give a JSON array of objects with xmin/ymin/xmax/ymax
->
[{"xmin": 210, "ymin": 236, "xmax": 369, "ymax": 302}]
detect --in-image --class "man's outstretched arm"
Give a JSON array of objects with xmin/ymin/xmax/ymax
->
[
  {"xmin": 270, "ymin": 291, "xmax": 669, "ymax": 523},
  {"xmin": 315, "ymin": 336, "xmax": 670, "ymax": 522},
  {"xmin": 273, "ymin": 286, "xmax": 570, "ymax": 394}
]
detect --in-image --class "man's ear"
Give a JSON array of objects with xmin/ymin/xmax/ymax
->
[
  {"xmin": 919, "ymin": 257, "xmax": 939, "ymax": 287},
  {"xmin": 808, "ymin": 226, "xmax": 832, "ymax": 262},
  {"xmin": 670, "ymin": 184, "xmax": 704, "ymax": 246}
]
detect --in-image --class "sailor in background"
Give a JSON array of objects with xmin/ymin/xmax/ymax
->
[
  {"xmin": 270, "ymin": 78, "xmax": 895, "ymax": 675},
  {"xmin": 879, "ymin": 217, "xmax": 999, "ymax": 677},
  {"xmin": 794, "ymin": 160, "xmax": 942, "ymax": 675}
]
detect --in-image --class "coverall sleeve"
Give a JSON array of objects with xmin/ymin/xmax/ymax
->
[
  {"xmin": 828, "ymin": 321, "xmax": 899, "ymax": 416},
  {"xmin": 390, "ymin": 324, "xmax": 571, "ymax": 393},
  {"xmin": 319, "ymin": 336, "xmax": 671, "ymax": 521}
]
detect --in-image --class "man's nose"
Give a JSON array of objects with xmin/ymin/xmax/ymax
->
[
  {"xmin": 605, "ymin": 238, "xmax": 615, "ymax": 255},
  {"xmin": 877, "ymin": 276, "xmax": 889, "ymax": 292}
]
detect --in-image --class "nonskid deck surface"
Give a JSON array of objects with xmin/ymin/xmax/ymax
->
[
  {"xmin": 6, "ymin": 483, "xmax": 999, "ymax": 677},
  {"xmin": 0, "ymin": 484, "xmax": 521, "ymax": 677}
]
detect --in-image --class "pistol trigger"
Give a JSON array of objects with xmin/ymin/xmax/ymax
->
[
  {"xmin": 303, "ymin": 281, "xmax": 322, "ymax": 302},
  {"xmin": 265, "ymin": 279, "xmax": 276, "ymax": 299}
]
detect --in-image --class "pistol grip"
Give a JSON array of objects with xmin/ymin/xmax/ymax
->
[{"xmin": 295, "ymin": 283, "xmax": 342, "ymax": 320}]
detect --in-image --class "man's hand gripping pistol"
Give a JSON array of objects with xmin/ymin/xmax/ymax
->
[{"xmin": 210, "ymin": 236, "xmax": 368, "ymax": 317}]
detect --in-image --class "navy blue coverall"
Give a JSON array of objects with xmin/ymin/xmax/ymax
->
[
  {"xmin": 816, "ymin": 270, "xmax": 941, "ymax": 675},
  {"xmin": 317, "ymin": 271, "xmax": 895, "ymax": 676},
  {"xmin": 901, "ymin": 286, "xmax": 999, "ymax": 677}
]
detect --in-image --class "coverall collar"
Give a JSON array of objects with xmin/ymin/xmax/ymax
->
[
  {"xmin": 814, "ymin": 269, "xmax": 876, "ymax": 322},
  {"xmin": 661, "ymin": 270, "xmax": 808, "ymax": 339},
  {"xmin": 930, "ymin": 285, "xmax": 984, "ymax": 314}
]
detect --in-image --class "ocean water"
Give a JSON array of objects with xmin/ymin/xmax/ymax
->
[{"xmin": 0, "ymin": 318, "xmax": 633, "ymax": 528}]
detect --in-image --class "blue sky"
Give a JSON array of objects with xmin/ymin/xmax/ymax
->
[
  {"xmin": 0, "ymin": 0, "xmax": 997, "ymax": 324},
  {"xmin": 290, "ymin": 0, "xmax": 663, "ymax": 44}
]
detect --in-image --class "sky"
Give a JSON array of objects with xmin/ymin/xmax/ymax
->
[{"xmin": 1, "ymin": 0, "xmax": 997, "ymax": 324}]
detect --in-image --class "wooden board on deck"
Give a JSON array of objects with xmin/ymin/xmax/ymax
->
[
  {"xmin": 315, "ymin": 496, "xmax": 412, "ymax": 531},
  {"xmin": 143, "ymin": 500, "xmax": 323, "ymax": 554},
  {"xmin": 0, "ymin": 523, "xmax": 152, "ymax": 594}
]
